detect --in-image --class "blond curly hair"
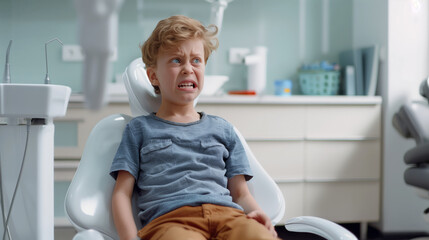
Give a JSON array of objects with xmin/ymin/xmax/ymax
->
[{"xmin": 141, "ymin": 15, "xmax": 219, "ymax": 68}]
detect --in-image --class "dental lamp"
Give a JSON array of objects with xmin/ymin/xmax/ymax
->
[
  {"xmin": 74, "ymin": 0, "xmax": 124, "ymax": 110},
  {"xmin": 74, "ymin": 0, "xmax": 230, "ymax": 110},
  {"xmin": 206, "ymin": 0, "xmax": 233, "ymax": 33}
]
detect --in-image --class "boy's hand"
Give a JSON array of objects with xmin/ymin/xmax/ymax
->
[{"xmin": 247, "ymin": 210, "xmax": 278, "ymax": 238}]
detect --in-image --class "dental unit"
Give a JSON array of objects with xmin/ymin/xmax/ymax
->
[{"xmin": 0, "ymin": 39, "xmax": 71, "ymax": 239}]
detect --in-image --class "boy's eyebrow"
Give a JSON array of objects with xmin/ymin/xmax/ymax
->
[
  {"xmin": 192, "ymin": 50, "xmax": 204, "ymax": 56},
  {"xmin": 165, "ymin": 49, "xmax": 185, "ymax": 58},
  {"xmin": 166, "ymin": 49, "xmax": 203, "ymax": 58}
]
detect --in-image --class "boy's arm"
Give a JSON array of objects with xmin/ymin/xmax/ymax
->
[
  {"xmin": 227, "ymin": 174, "xmax": 277, "ymax": 237},
  {"xmin": 112, "ymin": 170, "xmax": 138, "ymax": 240}
]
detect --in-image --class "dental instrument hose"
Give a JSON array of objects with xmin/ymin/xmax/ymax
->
[
  {"xmin": 44, "ymin": 38, "xmax": 63, "ymax": 84},
  {"xmin": 0, "ymin": 156, "xmax": 11, "ymax": 240},
  {"xmin": 1, "ymin": 119, "xmax": 31, "ymax": 240},
  {"xmin": 3, "ymin": 40, "xmax": 12, "ymax": 83}
]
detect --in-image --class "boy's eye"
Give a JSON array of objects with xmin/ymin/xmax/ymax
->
[
  {"xmin": 193, "ymin": 58, "xmax": 201, "ymax": 64},
  {"xmin": 171, "ymin": 58, "xmax": 180, "ymax": 63}
]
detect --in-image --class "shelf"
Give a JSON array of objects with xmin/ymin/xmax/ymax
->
[
  {"xmin": 198, "ymin": 95, "xmax": 382, "ymax": 105},
  {"xmin": 69, "ymin": 93, "xmax": 382, "ymax": 105}
]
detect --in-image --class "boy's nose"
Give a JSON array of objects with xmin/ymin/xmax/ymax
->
[{"xmin": 181, "ymin": 62, "xmax": 194, "ymax": 75}]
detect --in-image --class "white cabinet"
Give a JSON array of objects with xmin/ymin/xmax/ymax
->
[
  {"xmin": 305, "ymin": 140, "xmax": 380, "ymax": 180},
  {"xmin": 196, "ymin": 95, "xmax": 382, "ymax": 227},
  {"xmin": 248, "ymin": 141, "xmax": 305, "ymax": 181},
  {"xmin": 306, "ymin": 105, "xmax": 380, "ymax": 139},
  {"xmin": 200, "ymin": 104, "xmax": 306, "ymax": 140},
  {"xmin": 304, "ymin": 181, "xmax": 379, "ymax": 222}
]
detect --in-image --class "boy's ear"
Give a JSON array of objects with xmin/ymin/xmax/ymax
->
[{"xmin": 146, "ymin": 67, "xmax": 159, "ymax": 86}]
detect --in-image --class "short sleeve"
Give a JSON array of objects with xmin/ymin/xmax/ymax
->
[
  {"xmin": 224, "ymin": 124, "xmax": 253, "ymax": 181},
  {"xmin": 109, "ymin": 123, "xmax": 140, "ymax": 180}
]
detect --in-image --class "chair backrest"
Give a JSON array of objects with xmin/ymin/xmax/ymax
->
[
  {"xmin": 65, "ymin": 114, "xmax": 133, "ymax": 240},
  {"xmin": 64, "ymin": 58, "xmax": 285, "ymax": 239}
]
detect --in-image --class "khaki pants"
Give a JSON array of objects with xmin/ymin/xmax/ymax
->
[{"xmin": 137, "ymin": 204, "xmax": 280, "ymax": 240}]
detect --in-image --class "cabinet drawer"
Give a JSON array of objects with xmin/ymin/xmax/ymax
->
[
  {"xmin": 248, "ymin": 141, "xmax": 304, "ymax": 180},
  {"xmin": 304, "ymin": 182, "xmax": 380, "ymax": 222},
  {"xmin": 196, "ymin": 104, "xmax": 305, "ymax": 139},
  {"xmin": 306, "ymin": 105, "xmax": 381, "ymax": 138},
  {"xmin": 277, "ymin": 183, "xmax": 304, "ymax": 224},
  {"xmin": 305, "ymin": 140, "xmax": 380, "ymax": 180}
]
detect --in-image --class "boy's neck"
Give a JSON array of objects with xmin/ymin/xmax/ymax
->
[{"xmin": 155, "ymin": 104, "xmax": 200, "ymax": 123}]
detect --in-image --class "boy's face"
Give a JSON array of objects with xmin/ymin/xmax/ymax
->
[{"xmin": 147, "ymin": 38, "xmax": 205, "ymax": 106}]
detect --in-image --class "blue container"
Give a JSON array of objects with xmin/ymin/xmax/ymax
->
[
  {"xmin": 275, "ymin": 80, "xmax": 292, "ymax": 96},
  {"xmin": 298, "ymin": 70, "xmax": 340, "ymax": 95}
]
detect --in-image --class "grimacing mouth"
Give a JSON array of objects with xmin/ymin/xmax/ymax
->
[{"xmin": 178, "ymin": 82, "xmax": 196, "ymax": 89}]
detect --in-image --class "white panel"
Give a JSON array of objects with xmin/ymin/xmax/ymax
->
[
  {"xmin": 248, "ymin": 141, "xmax": 304, "ymax": 180},
  {"xmin": 305, "ymin": 140, "xmax": 381, "ymax": 180},
  {"xmin": 304, "ymin": 182, "xmax": 380, "ymax": 222},
  {"xmin": 0, "ymin": 124, "xmax": 55, "ymax": 239},
  {"xmin": 306, "ymin": 105, "xmax": 381, "ymax": 138},
  {"xmin": 197, "ymin": 104, "xmax": 306, "ymax": 139},
  {"xmin": 382, "ymin": 0, "xmax": 429, "ymax": 232},
  {"xmin": 277, "ymin": 183, "xmax": 304, "ymax": 224}
]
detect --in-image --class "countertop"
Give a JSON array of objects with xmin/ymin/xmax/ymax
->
[{"xmin": 69, "ymin": 94, "xmax": 382, "ymax": 105}]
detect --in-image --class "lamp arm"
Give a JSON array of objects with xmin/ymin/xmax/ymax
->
[{"xmin": 74, "ymin": 0, "xmax": 124, "ymax": 110}]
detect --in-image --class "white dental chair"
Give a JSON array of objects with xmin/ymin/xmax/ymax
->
[{"xmin": 64, "ymin": 58, "xmax": 357, "ymax": 240}]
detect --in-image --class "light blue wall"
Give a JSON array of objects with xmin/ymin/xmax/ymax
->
[{"xmin": 0, "ymin": 0, "xmax": 353, "ymax": 95}]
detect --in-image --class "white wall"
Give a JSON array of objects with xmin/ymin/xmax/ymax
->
[
  {"xmin": 354, "ymin": 0, "xmax": 429, "ymax": 233},
  {"xmin": 384, "ymin": 0, "xmax": 429, "ymax": 232}
]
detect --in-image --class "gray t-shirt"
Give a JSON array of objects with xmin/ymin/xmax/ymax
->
[{"xmin": 110, "ymin": 112, "xmax": 253, "ymax": 226}]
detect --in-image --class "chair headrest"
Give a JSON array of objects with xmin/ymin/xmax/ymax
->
[
  {"xmin": 123, "ymin": 58, "xmax": 198, "ymax": 117},
  {"xmin": 123, "ymin": 58, "xmax": 162, "ymax": 116}
]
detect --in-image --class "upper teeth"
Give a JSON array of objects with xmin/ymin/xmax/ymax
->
[{"xmin": 179, "ymin": 83, "xmax": 194, "ymax": 88}]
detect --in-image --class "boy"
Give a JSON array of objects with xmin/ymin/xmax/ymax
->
[{"xmin": 110, "ymin": 15, "xmax": 279, "ymax": 240}]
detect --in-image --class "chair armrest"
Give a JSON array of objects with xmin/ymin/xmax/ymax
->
[{"xmin": 285, "ymin": 216, "xmax": 357, "ymax": 240}]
